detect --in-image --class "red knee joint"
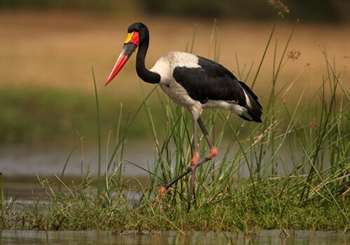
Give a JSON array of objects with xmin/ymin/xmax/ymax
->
[
  {"xmin": 191, "ymin": 152, "xmax": 200, "ymax": 166},
  {"xmin": 210, "ymin": 147, "xmax": 218, "ymax": 158},
  {"xmin": 159, "ymin": 186, "xmax": 167, "ymax": 197}
]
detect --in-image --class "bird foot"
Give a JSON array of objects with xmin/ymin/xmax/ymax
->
[
  {"xmin": 209, "ymin": 147, "xmax": 219, "ymax": 159},
  {"xmin": 158, "ymin": 186, "xmax": 167, "ymax": 198},
  {"xmin": 156, "ymin": 148, "xmax": 218, "ymax": 198}
]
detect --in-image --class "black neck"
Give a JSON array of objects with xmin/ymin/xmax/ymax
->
[{"xmin": 136, "ymin": 33, "xmax": 160, "ymax": 84}]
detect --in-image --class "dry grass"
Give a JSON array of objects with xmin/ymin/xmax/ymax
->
[{"xmin": 0, "ymin": 11, "xmax": 349, "ymax": 99}]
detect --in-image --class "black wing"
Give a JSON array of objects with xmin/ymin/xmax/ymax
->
[{"xmin": 173, "ymin": 56, "xmax": 262, "ymax": 122}]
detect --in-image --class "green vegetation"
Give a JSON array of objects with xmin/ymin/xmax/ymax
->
[
  {"xmin": 1, "ymin": 177, "xmax": 349, "ymax": 231},
  {"xmin": 0, "ymin": 85, "xmax": 161, "ymax": 144}
]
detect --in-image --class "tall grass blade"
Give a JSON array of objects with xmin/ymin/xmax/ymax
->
[
  {"xmin": 251, "ymin": 25, "xmax": 275, "ymax": 88},
  {"xmin": 91, "ymin": 67, "xmax": 102, "ymax": 179},
  {"xmin": 59, "ymin": 147, "xmax": 76, "ymax": 179}
]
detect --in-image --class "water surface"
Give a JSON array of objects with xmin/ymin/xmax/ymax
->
[{"xmin": 1, "ymin": 230, "xmax": 349, "ymax": 245}]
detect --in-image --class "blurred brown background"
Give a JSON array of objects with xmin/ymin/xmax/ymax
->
[{"xmin": 0, "ymin": 0, "xmax": 349, "ymax": 144}]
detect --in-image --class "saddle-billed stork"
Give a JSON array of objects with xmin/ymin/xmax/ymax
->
[{"xmin": 106, "ymin": 22, "xmax": 262, "ymax": 196}]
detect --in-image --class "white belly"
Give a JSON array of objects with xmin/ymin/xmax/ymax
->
[{"xmin": 160, "ymin": 81, "xmax": 196, "ymax": 108}]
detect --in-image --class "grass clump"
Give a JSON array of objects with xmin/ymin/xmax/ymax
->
[{"xmin": 1, "ymin": 176, "xmax": 349, "ymax": 231}]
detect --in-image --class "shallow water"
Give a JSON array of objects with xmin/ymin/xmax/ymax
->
[
  {"xmin": 1, "ymin": 230, "xmax": 349, "ymax": 245},
  {"xmin": 0, "ymin": 141, "xmax": 299, "ymax": 177},
  {"xmin": 0, "ymin": 140, "xmax": 323, "ymax": 201}
]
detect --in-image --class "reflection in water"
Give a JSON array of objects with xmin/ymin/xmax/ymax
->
[
  {"xmin": 1, "ymin": 230, "xmax": 349, "ymax": 245},
  {"xmin": 0, "ymin": 141, "xmax": 300, "ymax": 177}
]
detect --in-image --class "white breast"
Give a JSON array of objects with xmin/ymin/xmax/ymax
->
[
  {"xmin": 160, "ymin": 81, "xmax": 196, "ymax": 108},
  {"xmin": 150, "ymin": 51, "xmax": 201, "ymax": 108},
  {"xmin": 150, "ymin": 56, "xmax": 171, "ymax": 82},
  {"xmin": 150, "ymin": 51, "xmax": 200, "ymax": 82}
]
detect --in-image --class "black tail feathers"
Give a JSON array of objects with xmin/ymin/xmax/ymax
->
[{"xmin": 239, "ymin": 81, "xmax": 262, "ymax": 123}]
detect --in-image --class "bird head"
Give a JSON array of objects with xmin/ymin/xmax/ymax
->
[{"xmin": 105, "ymin": 22, "xmax": 148, "ymax": 86}]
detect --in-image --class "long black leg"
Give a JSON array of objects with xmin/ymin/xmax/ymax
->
[
  {"xmin": 159, "ymin": 117, "xmax": 218, "ymax": 197},
  {"xmin": 197, "ymin": 117, "xmax": 214, "ymax": 149},
  {"xmin": 161, "ymin": 150, "xmax": 219, "ymax": 194},
  {"xmin": 190, "ymin": 116, "xmax": 200, "ymax": 206},
  {"xmin": 164, "ymin": 167, "xmax": 192, "ymax": 189}
]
